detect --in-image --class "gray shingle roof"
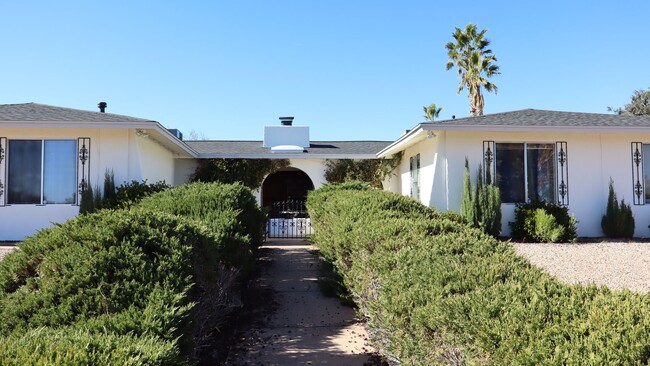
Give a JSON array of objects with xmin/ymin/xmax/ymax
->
[
  {"xmin": 0, "ymin": 103, "xmax": 156, "ymax": 123},
  {"xmin": 186, "ymin": 140, "xmax": 392, "ymax": 156},
  {"xmin": 426, "ymin": 109, "xmax": 650, "ymax": 128}
]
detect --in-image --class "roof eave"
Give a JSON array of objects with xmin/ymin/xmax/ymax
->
[
  {"xmin": 377, "ymin": 125, "xmax": 425, "ymax": 158},
  {"xmin": 422, "ymin": 124, "xmax": 650, "ymax": 133},
  {"xmin": 196, "ymin": 153, "xmax": 379, "ymax": 159}
]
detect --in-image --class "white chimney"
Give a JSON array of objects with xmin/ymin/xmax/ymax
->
[{"xmin": 263, "ymin": 116, "xmax": 310, "ymax": 149}]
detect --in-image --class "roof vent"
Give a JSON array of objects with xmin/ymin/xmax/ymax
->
[
  {"xmin": 167, "ymin": 128, "xmax": 183, "ymax": 140},
  {"xmin": 98, "ymin": 102, "xmax": 107, "ymax": 113},
  {"xmin": 279, "ymin": 116, "xmax": 294, "ymax": 126},
  {"xmin": 271, "ymin": 145, "xmax": 304, "ymax": 153}
]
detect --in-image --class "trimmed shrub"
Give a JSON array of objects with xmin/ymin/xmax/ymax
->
[
  {"xmin": 602, "ymin": 179, "xmax": 635, "ymax": 238},
  {"xmin": 0, "ymin": 209, "xmax": 204, "ymax": 345},
  {"xmin": 136, "ymin": 182, "xmax": 266, "ymax": 250},
  {"xmin": 0, "ymin": 182, "xmax": 263, "ymax": 363},
  {"xmin": 307, "ymin": 185, "xmax": 650, "ymax": 364},
  {"xmin": 510, "ymin": 201, "xmax": 577, "ymax": 242}
]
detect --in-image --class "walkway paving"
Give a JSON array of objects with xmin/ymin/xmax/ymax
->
[{"xmin": 225, "ymin": 239, "xmax": 374, "ymax": 366}]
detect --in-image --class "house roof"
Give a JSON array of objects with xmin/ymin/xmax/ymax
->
[
  {"xmin": 378, "ymin": 109, "xmax": 650, "ymax": 157},
  {"xmin": 427, "ymin": 109, "xmax": 650, "ymax": 128},
  {"xmin": 186, "ymin": 140, "xmax": 392, "ymax": 159},
  {"xmin": 0, "ymin": 103, "xmax": 155, "ymax": 123},
  {"xmin": 0, "ymin": 103, "xmax": 196, "ymax": 157}
]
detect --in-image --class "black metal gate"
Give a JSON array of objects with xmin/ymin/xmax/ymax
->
[{"xmin": 266, "ymin": 200, "xmax": 313, "ymax": 238}]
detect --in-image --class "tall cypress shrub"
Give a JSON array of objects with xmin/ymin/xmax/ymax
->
[
  {"xmin": 460, "ymin": 159, "xmax": 474, "ymax": 225},
  {"xmin": 460, "ymin": 159, "xmax": 502, "ymax": 237},
  {"xmin": 601, "ymin": 179, "xmax": 635, "ymax": 238},
  {"xmin": 79, "ymin": 183, "xmax": 94, "ymax": 215}
]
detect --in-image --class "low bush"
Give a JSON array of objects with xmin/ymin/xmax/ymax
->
[
  {"xmin": 510, "ymin": 201, "xmax": 577, "ymax": 242},
  {"xmin": 307, "ymin": 186, "xmax": 650, "ymax": 364}
]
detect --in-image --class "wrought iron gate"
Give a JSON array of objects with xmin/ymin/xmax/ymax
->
[{"xmin": 266, "ymin": 199, "xmax": 313, "ymax": 238}]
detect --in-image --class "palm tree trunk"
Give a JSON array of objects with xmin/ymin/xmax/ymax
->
[{"xmin": 470, "ymin": 85, "xmax": 484, "ymax": 117}]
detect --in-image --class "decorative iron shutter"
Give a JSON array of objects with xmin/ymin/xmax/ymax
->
[
  {"xmin": 77, "ymin": 138, "xmax": 91, "ymax": 205},
  {"xmin": 483, "ymin": 141, "xmax": 496, "ymax": 184},
  {"xmin": 556, "ymin": 141, "xmax": 569, "ymax": 206},
  {"xmin": 632, "ymin": 142, "xmax": 644, "ymax": 205},
  {"xmin": 410, "ymin": 154, "xmax": 420, "ymax": 199},
  {"xmin": 0, "ymin": 137, "xmax": 6, "ymax": 207}
]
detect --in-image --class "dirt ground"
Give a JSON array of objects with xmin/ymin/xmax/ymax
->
[{"xmin": 221, "ymin": 239, "xmax": 382, "ymax": 366}]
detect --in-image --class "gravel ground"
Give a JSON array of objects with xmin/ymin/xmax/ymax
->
[
  {"xmin": 512, "ymin": 242, "xmax": 650, "ymax": 293},
  {"xmin": 0, "ymin": 246, "xmax": 17, "ymax": 261}
]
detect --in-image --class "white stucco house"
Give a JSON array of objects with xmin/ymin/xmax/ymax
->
[
  {"xmin": 0, "ymin": 103, "xmax": 390, "ymax": 240},
  {"xmin": 4, "ymin": 103, "xmax": 650, "ymax": 240},
  {"xmin": 378, "ymin": 109, "xmax": 650, "ymax": 237}
]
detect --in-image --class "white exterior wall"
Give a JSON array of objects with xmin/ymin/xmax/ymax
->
[
  {"xmin": 136, "ymin": 135, "xmax": 175, "ymax": 184},
  {"xmin": 391, "ymin": 130, "xmax": 650, "ymax": 238},
  {"xmin": 174, "ymin": 158, "xmax": 198, "ymax": 185},
  {"xmin": 397, "ymin": 136, "xmax": 447, "ymax": 209},
  {"xmin": 0, "ymin": 127, "xmax": 179, "ymax": 240}
]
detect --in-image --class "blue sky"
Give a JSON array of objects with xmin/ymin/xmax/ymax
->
[{"xmin": 1, "ymin": 1, "xmax": 649, "ymax": 141}]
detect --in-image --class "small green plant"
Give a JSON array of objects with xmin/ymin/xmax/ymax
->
[
  {"xmin": 601, "ymin": 179, "xmax": 635, "ymax": 238},
  {"xmin": 460, "ymin": 159, "xmax": 501, "ymax": 236},
  {"xmin": 510, "ymin": 201, "xmax": 577, "ymax": 242},
  {"xmin": 533, "ymin": 208, "xmax": 565, "ymax": 242}
]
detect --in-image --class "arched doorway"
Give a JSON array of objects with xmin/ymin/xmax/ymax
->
[
  {"xmin": 262, "ymin": 168, "xmax": 315, "ymax": 238},
  {"xmin": 261, "ymin": 168, "xmax": 314, "ymax": 208}
]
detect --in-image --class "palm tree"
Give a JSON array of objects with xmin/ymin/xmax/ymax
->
[
  {"xmin": 446, "ymin": 23, "xmax": 500, "ymax": 117},
  {"xmin": 423, "ymin": 103, "xmax": 442, "ymax": 121}
]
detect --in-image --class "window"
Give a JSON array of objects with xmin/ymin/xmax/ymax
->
[
  {"xmin": 495, "ymin": 143, "xmax": 557, "ymax": 204},
  {"xmin": 410, "ymin": 154, "xmax": 420, "ymax": 199},
  {"xmin": 7, "ymin": 140, "xmax": 77, "ymax": 204}
]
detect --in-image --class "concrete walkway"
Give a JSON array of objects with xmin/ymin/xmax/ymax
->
[{"xmin": 225, "ymin": 239, "xmax": 374, "ymax": 366}]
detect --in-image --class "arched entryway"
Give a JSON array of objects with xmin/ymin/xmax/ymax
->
[
  {"xmin": 261, "ymin": 168, "xmax": 314, "ymax": 208},
  {"xmin": 262, "ymin": 168, "xmax": 315, "ymax": 238}
]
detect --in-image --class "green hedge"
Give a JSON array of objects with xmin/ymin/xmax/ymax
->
[
  {"xmin": 0, "ymin": 182, "xmax": 265, "ymax": 365},
  {"xmin": 307, "ymin": 184, "xmax": 650, "ymax": 364},
  {"xmin": 137, "ymin": 182, "xmax": 266, "ymax": 251}
]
